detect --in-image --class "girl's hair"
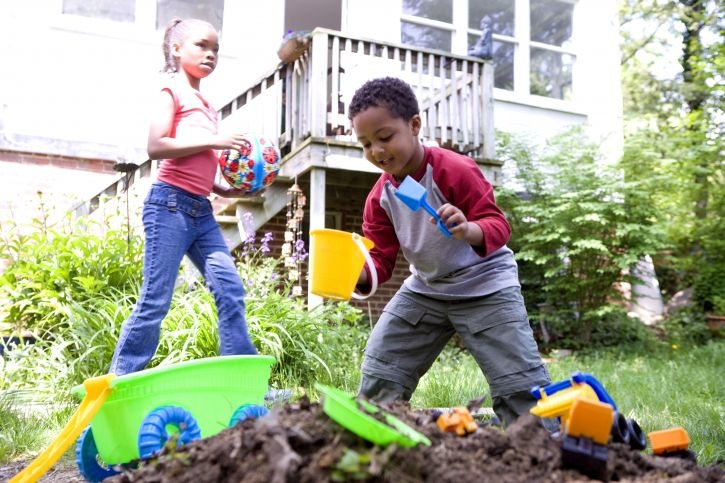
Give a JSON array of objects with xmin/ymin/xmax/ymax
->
[
  {"xmin": 161, "ymin": 18, "xmax": 215, "ymax": 73},
  {"xmin": 348, "ymin": 77, "xmax": 420, "ymax": 121}
]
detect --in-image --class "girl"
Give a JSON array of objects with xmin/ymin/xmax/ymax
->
[{"xmin": 110, "ymin": 18, "xmax": 258, "ymax": 375}]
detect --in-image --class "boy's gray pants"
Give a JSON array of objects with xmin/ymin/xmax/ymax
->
[{"xmin": 357, "ymin": 285, "xmax": 552, "ymax": 427}]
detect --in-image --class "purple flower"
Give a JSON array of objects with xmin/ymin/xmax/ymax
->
[
  {"xmin": 261, "ymin": 232, "xmax": 273, "ymax": 253},
  {"xmin": 293, "ymin": 239, "xmax": 308, "ymax": 261}
]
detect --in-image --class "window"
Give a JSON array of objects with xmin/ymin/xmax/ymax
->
[
  {"xmin": 468, "ymin": 0, "xmax": 515, "ymax": 91},
  {"xmin": 401, "ymin": 0, "xmax": 453, "ymax": 51},
  {"xmin": 529, "ymin": 0, "xmax": 574, "ymax": 100},
  {"xmin": 61, "ymin": 0, "xmax": 224, "ymax": 32},
  {"xmin": 401, "ymin": 0, "xmax": 577, "ymax": 102}
]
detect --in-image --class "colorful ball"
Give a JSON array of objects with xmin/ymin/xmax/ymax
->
[{"xmin": 218, "ymin": 135, "xmax": 281, "ymax": 193}]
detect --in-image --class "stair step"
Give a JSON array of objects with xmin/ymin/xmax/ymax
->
[
  {"xmin": 216, "ymin": 215, "xmax": 240, "ymax": 225},
  {"xmin": 235, "ymin": 195, "xmax": 266, "ymax": 205}
]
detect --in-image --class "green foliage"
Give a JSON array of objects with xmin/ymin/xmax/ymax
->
[
  {"xmin": 0, "ymin": 207, "xmax": 143, "ymax": 335},
  {"xmin": 496, "ymin": 129, "xmax": 665, "ymax": 345},
  {"xmin": 531, "ymin": 306, "xmax": 658, "ymax": 353},
  {"xmin": 620, "ymin": 125, "xmax": 725, "ymax": 310},
  {"xmin": 619, "ymin": 0, "xmax": 725, "ymax": 311},
  {"xmin": 659, "ymin": 309, "xmax": 712, "ymax": 347},
  {"xmin": 694, "ymin": 263, "xmax": 725, "ymax": 313},
  {"xmin": 0, "ymin": 393, "xmax": 44, "ymax": 461}
]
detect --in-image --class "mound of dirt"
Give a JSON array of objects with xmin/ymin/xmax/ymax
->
[{"xmin": 100, "ymin": 397, "xmax": 723, "ymax": 483}]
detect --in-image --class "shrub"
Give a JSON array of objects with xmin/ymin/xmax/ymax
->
[
  {"xmin": 659, "ymin": 309, "xmax": 712, "ymax": 347},
  {"xmin": 0, "ymin": 206, "xmax": 143, "ymax": 335},
  {"xmin": 496, "ymin": 129, "xmax": 665, "ymax": 344},
  {"xmin": 531, "ymin": 304, "xmax": 656, "ymax": 352}
]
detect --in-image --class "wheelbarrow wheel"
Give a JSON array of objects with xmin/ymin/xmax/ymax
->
[
  {"xmin": 137, "ymin": 405, "xmax": 202, "ymax": 458},
  {"xmin": 75, "ymin": 425, "xmax": 120, "ymax": 482},
  {"xmin": 228, "ymin": 403, "xmax": 269, "ymax": 427}
]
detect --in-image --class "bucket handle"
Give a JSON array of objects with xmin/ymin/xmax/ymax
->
[{"xmin": 351, "ymin": 233, "xmax": 378, "ymax": 300}]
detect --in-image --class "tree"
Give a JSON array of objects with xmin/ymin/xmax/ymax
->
[{"xmin": 618, "ymin": 0, "xmax": 724, "ymax": 310}]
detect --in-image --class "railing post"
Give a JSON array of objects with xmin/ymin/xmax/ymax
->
[
  {"xmin": 308, "ymin": 31, "xmax": 330, "ymax": 139},
  {"xmin": 307, "ymin": 167, "xmax": 326, "ymax": 309},
  {"xmin": 481, "ymin": 61, "xmax": 496, "ymax": 161}
]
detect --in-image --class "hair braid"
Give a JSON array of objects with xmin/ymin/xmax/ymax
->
[{"xmin": 161, "ymin": 18, "xmax": 184, "ymax": 73}]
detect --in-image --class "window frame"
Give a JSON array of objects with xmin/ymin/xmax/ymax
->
[{"xmin": 401, "ymin": 0, "xmax": 580, "ymax": 109}]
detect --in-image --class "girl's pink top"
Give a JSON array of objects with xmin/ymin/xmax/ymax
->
[{"xmin": 156, "ymin": 79, "xmax": 219, "ymax": 196}]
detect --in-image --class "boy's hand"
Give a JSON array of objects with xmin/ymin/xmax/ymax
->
[{"xmin": 437, "ymin": 204, "xmax": 483, "ymax": 245}]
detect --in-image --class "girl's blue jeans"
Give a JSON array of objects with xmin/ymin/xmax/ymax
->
[{"xmin": 110, "ymin": 182, "xmax": 257, "ymax": 375}]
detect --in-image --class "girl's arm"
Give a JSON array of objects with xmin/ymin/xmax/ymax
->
[{"xmin": 146, "ymin": 90, "xmax": 249, "ymax": 160}]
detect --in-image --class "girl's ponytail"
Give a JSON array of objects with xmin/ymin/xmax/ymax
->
[{"xmin": 161, "ymin": 18, "xmax": 184, "ymax": 73}]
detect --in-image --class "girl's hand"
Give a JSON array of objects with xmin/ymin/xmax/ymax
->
[
  {"xmin": 213, "ymin": 183, "xmax": 264, "ymax": 198},
  {"xmin": 212, "ymin": 131, "xmax": 250, "ymax": 151},
  {"xmin": 437, "ymin": 204, "xmax": 483, "ymax": 244}
]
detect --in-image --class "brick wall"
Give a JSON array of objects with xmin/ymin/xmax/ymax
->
[
  {"xmin": 0, "ymin": 151, "xmax": 118, "ymax": 271},
  {"xmin": 0, "ymin": 150, "xmax": 117, "ymax": 227}
]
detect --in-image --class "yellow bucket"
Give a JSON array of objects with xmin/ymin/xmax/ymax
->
[{"xmin": 309, "ymin": 229, "xmax": 378, "ymax": 301}]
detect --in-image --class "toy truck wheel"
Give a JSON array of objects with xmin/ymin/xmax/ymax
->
[
  {"xmin": 611, "ymin": 412, "xmax": 631, "ymax": 445},
  {"xmin": 137, "ymin": 405, "xmax": 202, "ymax": 459},
  {"xmin": 228, "ymin": 403, "xmax": 269, "ymax": 427},
  {"xmin": 75, "ymin": 425, "xmax": 120, "ymax": 482},
  {"xmin": 626, "ymin": 418, "xmax": 647, "ymax": 450}
]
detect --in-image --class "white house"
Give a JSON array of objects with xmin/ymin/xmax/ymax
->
[{"xmin": 0, "ymin": 0, "xmax": 625, "ymax": 316}]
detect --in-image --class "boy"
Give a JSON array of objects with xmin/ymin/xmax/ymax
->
[{"xmin": 349, "ymin": 76, "xmax": 551, "ymax": 426}]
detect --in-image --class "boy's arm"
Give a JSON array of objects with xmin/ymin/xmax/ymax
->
[
  {"xmin": 358, "ymin": 186, "xmax": 400, "ymax": 289},
  {"xmin": 437, "ymin": 157, "xmax": 511, "ymax": 256}
]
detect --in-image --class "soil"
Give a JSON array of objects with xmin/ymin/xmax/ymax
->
[{"xmin": 2, "ymin": 397, "xmax": 723, "ymax": 483}]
